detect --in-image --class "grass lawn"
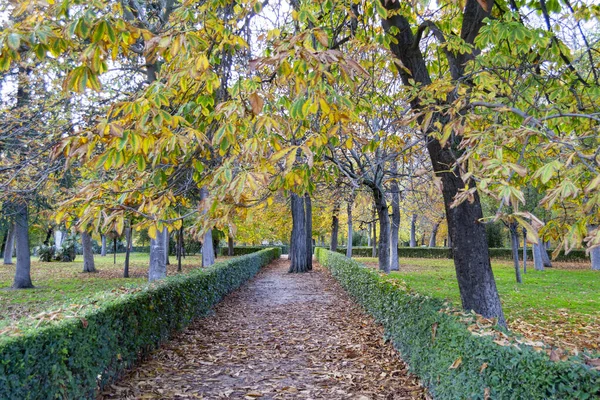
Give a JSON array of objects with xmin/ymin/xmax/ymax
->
[
  {"xmin": 0, "ymin": 253, "xmax": 226, "ymax": 331},
  {"xmin": 358, "ymin": 257, "xmax": 600, "ymax": 352}
]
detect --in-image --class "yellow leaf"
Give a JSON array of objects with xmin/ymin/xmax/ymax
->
[
  {"xmin": 449, "ymin": 357, "xmax": 462, "ymax": 369},
  {"xmin": 249, "ymin": 92, "xmax": 264, "ymax": 115},
  {"xmin": 148, "ymin": 224, "xmax": 157, "ymax": 239}
]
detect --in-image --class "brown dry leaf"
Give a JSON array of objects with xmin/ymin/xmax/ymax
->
[
  {"xmin": 479, "ymin": 362, "xmax": 488, "ymax": 373},
  {"xmin": 449, "ymin": 357, "xmax": 462, "ymax": 369},
  {"xmin": 249, "ymin": 93, "xmax": 264, "ymax": 115},
  {"xmin": 484, "ymin": 387, "xmax": 491, "ymax": 400},
  {"xmin": 431, "ymin": 322, "xmax": 438, "ymax": 342}
]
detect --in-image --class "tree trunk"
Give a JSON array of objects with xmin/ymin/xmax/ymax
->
[
  {"xmin": 3, "ymin": 223, "xmax": 15, "ymax": 265},
  {"xmin": 522, "ymin": 228, "xmax": 527, "ymax": 274},
  {"xmin": 591, "ymin": 247, "xmax": 600, "ymax": 271},
  {"xmin": 43, "ymin": 226, "xmax": 53, "ymax": 246},
  {"xmin": 370, "ymin": 186, "xmax": 390, "ymax": 273},
  {"xmin": 541, "ymin": 242, "xmax": 552, "ymax": 268},
  {"xmin": 0, "ymin": 228, "xmax": 6, "ymax": 258},
  {"xmin": 124, "ymin": 227, "xmax": 132, "ymax": 278},
  {"xmin": 101, "ymin": 235, "xmax": 107, "ymax": 256},
  {"xmin": 149, "ymin": 227, "xmax": 167, "ymax": 281},
  {"xmin": 371, "ymin": 215, "xmax": 377, "ymax": 258},
  {"xmin": 330, "ymin": 202, "xmax": 339, "ymax": 251},
  {"xmin": 164, "ymin": 229, "xmax": 170, "ymax": 265},
  {"xmin": 390, "ymin": 177, "xmax": 400, "ymax": 271},
  {"xmin": 228, "ymin": 236, "xmax": 234, "ymax": 256},
  {"xmin": 81, "ymin": 232, "xmax": 96, "ymax": 273},
  {"xmin": 177, "ymin": 226, "xmax": 183, "ymax": 272},
  {"xmin": 200, "ymin": 188, "xmax": 215, "ymax": 268},
  {"xmin": 346, "ymin": 201, "xmax": 353, "ymax": 258},
  {"xmin": 409, "ymin": 214, "xmax": 417, "ymax": 247},
  {"xmin": 54, "ymin": 230, "xmax": 64, "ymax": 250},
  {"xmin": 381, "ymin": 0, "xmax": 505, "ymax": 326},
  {"xmin": 12, "ymin": 203, "xmax": 33, "ymax": 289},
  {"xmin": 367, "ymin": 224, "xmax": 371, "ymax": 247},
  {"xmin": 113, "ymin": 237, "xmax": 117, "ymax": 264},
  {"xmin": 429, "ymin": 221, "xmax": 440, "ymax": 247},
  {"xmin": 509, "ymin": 223, "xmax": 522, "ymax": 284},
  {"xmin": 289, "ymin": 193, "xmax": 309, "ymax": 273},
  {"xmin": 304, "ymin": 193, "xmax": 313, "ymax": 271},
  {"xmin": 533, "ymin": 242, "xmax": 545, "ymax": 271}
]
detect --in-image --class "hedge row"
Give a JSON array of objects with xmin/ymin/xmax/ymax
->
[
  {"xmin": 315, "ymin": 248, "xmax": 600, "ymax": 399},
  {"xmin": 0, "ymin": 248, "xmax": 281, "ymax": 399},
  {"xmin": 220, "ymin": 245, "xmax": 290, "ymax": 256},
  {"xmin": 334, "ymin": 246, "xmax": 589, "ymax": 261}
]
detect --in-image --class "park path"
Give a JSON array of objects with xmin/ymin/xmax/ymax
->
[{"xmin": 100, "ymin": 258, "xmax": 425, "ymax": 399}]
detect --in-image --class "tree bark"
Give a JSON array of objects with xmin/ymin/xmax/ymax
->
[
  {"xmin": 591, "ymin": 247, "xmax": 600, "ymax": 271},
  {"xmin": 124, "ymin": 227, "xmax": 132, "ymax": 278},
  {"xmin": 177, "ymin": 226, "xmax": 183, "ymax": 272},
  {"xmin": 149, "ymin": 227, "xmax": 167, "ymax": 281},
  {"xmin": 101, "ymin": 235, "xmax": 107, "ymax": 257},
  {"xmin": 346, "ymin": 201, "xmax": 353, "ymax": 258},
  {"xmin": 509, "ymin": 223, "xmax": 522, "ymax": 283},
  {"xmin": 367, "ymin": 224, "xmax": 371, "ymax": 247},
  {"xmin": 330, "ymin": 202, "xmax": 340, "ymax": 252},
  {"xmin": 12, "ymin": 203, "xmax": 33, "ymax": 288},
  {"xmin": 304, "ymin": 193, "xmax": 313, "ymax": 271},
  {"xmin": 200, "ymin": 188, "xmax": 215, "ymax": 268},
  {"xmin": 380, "ymin": 0, "xmax": 506, "ymax": 326},
  {"xmin": 0, "ymin": 228, "xmax": 6, "ymax": 258},
  {"xmin": 113, "ymin": 237, "xmax": 117, "ymax": 264},
  {"xmin": 164, "ymin": 229, "xmax": 170, "ymax": 265},
  {"xmin": 390, "ymin": 176, "xmax": 400, "ymax": 271},
  {"xmin": 289, "ymin": 193, "xmax": 309, "ymax": 273},
  {"xmin": 541, "ymin": 242, "xmax": 552, "ymax": 268},
  {"xmin": 43, "ymin": 226, "xmax": 53, "ymax": 246},
  {"xmin": 228, "ymin": 236, "xmax": 234, "ymax": 256},
  {"xmin": 409, "ymin": 214, "xmax": 417, "ymax": 247},
  {"xmin": 3, "ymin": 223, "xmax": 15, "ymax": 265},
  {"xmin": 369, "ymin": 186, "xmax": 390, "ymax": 273},
  {"xmin": 533, "ymin": 242, "xmax": 545, "ymax": 271},
  {"xmin": 522, "ymin": 228, "xmax": 527, "ymax": 274},
  {"xmin": 81, "ymin": 232, "xmax": 96, "ymax": 273},
  {"xmin": 429, "ymin": 221, "xmax": 441, "ymax": 247}
]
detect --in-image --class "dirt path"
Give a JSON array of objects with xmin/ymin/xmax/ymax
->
[{"xmin": 100, "ymin": 259, "xmax": 425, "ymax": 399}]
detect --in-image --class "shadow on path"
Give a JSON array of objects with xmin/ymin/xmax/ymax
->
[{"xmin": 100, "ymin": 259, "xmax": 425, "ymax": 399}]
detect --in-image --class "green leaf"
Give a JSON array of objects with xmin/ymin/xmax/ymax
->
[{"xmin": 7, "ymin": 33, "xmax": 21, "ymax": 51}]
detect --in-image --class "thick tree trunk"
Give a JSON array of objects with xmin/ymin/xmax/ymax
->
[
  {"xmin": 381, "ymin": 0, "xmax": 505, "ymax": 326},
  {"xmin": 390, "ymin": 179, "xmax": 400, "ymax": 271},
  {"xmin": 346, "ymin": 201, "xmax": 353, "ymax": 258},
  {"xmin": 101, "ymin": 235, "xmax": 107, "ymax": 257},
  {"xmin": 409, "ymin": 214, "xmax": 417, "ymax": 247},
  {"xmin": 149, "ymin": 227, "xmax": 167, "ymax": 281},
  {"xmin": 541, "ymin": 242, "xmax": 552, "ymax": 268},
  {"xmin": 330, "ymin": 203, "xmax": 340, "ymax": 252},
  {"xmin": 228, "ymin": 236, "xmax": 234, "ymax": 256},
  {"xmin": 429, "ymin": 221, "xmax": 440, "ymax": 247},
  {"xmin": 367, "ymin": 224, "xmax": 371, "ymax": 247},
  {"xmin": 289, "ymin": 193, "xmax": 309, "ymax": 273},
  {"xmin": 532, "ymin": 242, "xmax": 545, "ymax": 271},
  {"xmin": 305, "ymin": 193, "xmax": 313, "ymax": 271},
  {"xmin": 522, "ymin": 228, "xmax": 527, "ymax": 274},
  {"xmin": 54, "ymin": 230, "xmax": 64, "ymax": 250},
  {"xmin": 12, "ymin": 204, "xmax": 33, "ymax": 289},
  {"xmin": 3, "ymin": 223, "xmax": 15, "ymax": 265},
  {"xmin": 200, "ymin": 188, "xmax": 215, "ymax": 268},
  {"xmin": 124, "ymin": 227, "xmax": 132, "ymax": 278},
  {"xmin": 113, "ymin": 237, "xmax": 117, "ymax": 264},
  {"xmin": 509, "ymin": 223, "xmax": 522, "ymax": 283},
  {"xmin": 164, "ymin": 229, "xmax": 170, "ymax": 265},
  {"xmin": 81, "ymin": 232, "xmax": 96, "ymax": 273}
]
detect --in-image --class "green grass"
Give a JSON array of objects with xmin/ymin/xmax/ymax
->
[
  {"xmin": 0, "ymin": 253, "xmax": 217, "ymax": 329},
  {"xmin": 357, "ymin": 257, "xmax": 600, "ymax": 351}
]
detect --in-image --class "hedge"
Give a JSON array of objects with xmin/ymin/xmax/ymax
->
[
  {"xmin": 315, "ymin": 248, "xmax": 600, "ymax": 399},
  {"xmin": 0, "ymin": 248, "xmax": 281, "ymax": 399},
  {"xmin": 220, "ymin": 245, "xmax": 290, "ymax": 256},
  {"xmin": 334, "ymin": 246, "xmax": 589, "ymax": 261}
]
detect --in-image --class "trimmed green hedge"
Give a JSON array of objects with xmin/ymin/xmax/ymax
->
[
  {"xmin": 316, "ymin": 248, "xmax": 600, "ymax": 399},
  {"xmin": 220, "ymin": 245, "xmax": 289, "ymax": 256},
  {"xmin": 335, "ymin": 246, "xmax": 589, "ymax": 261},
  {"xmin": 0, "ymin": 248, "xmax": 280, "ymax": 399}
]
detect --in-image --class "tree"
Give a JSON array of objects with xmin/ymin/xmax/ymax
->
[{"xmin": 81, "ymin": 231, "xmax": 96, "ymax": 273}]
